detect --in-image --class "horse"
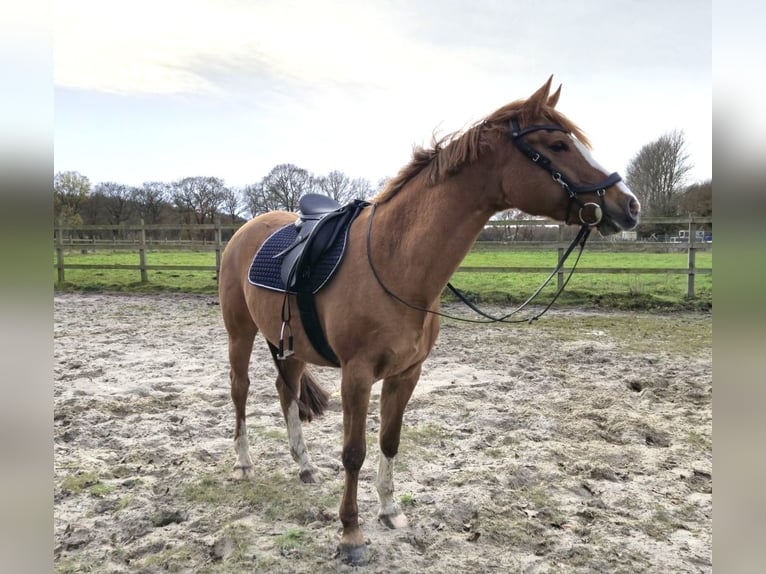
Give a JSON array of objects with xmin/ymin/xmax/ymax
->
[{"xmin": 218, "ymin": 76, "xmax": 640, "ymax": 564}]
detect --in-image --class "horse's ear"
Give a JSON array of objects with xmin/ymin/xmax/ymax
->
[
  {"xmin": 526, "ymin": 75, "xmax": 554, "ymax": 115},
  {"xmin": 547, "ymin": 84, "xmax": 562, "ymax": 108}
]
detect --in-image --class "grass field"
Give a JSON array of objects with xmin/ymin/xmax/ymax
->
[{"xmin": 53, "ymin": 247, "xmax": 712, "ymax": 310}]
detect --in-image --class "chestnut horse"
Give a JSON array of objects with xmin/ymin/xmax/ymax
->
[{"xmin": 218, "ymin": 77, "xmax": 640, "ymax": 563}]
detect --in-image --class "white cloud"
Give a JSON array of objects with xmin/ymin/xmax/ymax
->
[
  {"xmin": 54, "ymin": 1, "xmax": 711, "ymax": 185},
  {"xmin": 55, "ymin": 0, "xmax": 518, "ymax": 97}
]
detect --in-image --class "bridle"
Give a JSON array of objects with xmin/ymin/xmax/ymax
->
[
  {"xmin": 509, "ymin": 117, "xmax": 623, "ymax": 228},
  {"xmin": 365, "ymin": 117, "xmax": 625, "ymax": 324}
]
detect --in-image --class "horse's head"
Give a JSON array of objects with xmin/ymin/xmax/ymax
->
[{"xmin": 487, "ymin": 77, "xmax": 640, "ymax": 234}]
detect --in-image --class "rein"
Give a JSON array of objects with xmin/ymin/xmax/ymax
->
[
  {"xmin": 366, "ymin": 201, "xmax": 592, "ymax": 324},
  {"xmin": 364, "ymin": 116, "xmax": 625, "ymax": 324}
]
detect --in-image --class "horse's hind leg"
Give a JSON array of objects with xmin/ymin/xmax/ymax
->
[
  {"xmin": 227, "ymin": 322, "xmax": 258, "ymax": 480},
  {"xmin": 375, "ymin": 363, "xmax": 422, "ymax": 529},
  {"xmin": 271, "ymin": 352, "xmax": 327, "ymax": 484}
]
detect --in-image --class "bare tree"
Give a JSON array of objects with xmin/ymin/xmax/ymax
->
[
  {"xmin": 316, "ymin": 170, "xmax": 351, "ymax": 202},
  {"xmin": 677, "ymin": 179, "xmax": 712, "ymax": 216},
  {"xmin": 242, "ymin": 183, "xmax": 265, "ymax": 218},
  {"xmin": 171, "ymin": 176, "xmax": 227, "ymax": 225},
  {"xmin": 133, "ymin": 181, "xmax": 170, "ymax": 224},
  {"xmin": 93, "ymin": 181, "xmax": 134, "ymax": 226},
  {"xmin": 315, "ymin": 170, "xmax": 372, "ymax": 203},
  {"xmin": 625, "ymin": 130, "xmax": 692, "ymax": 217},
  {"xmin": 243, "ymin": 164, "xmax": 317, "ymax": 216},
  {"xmin": 349, "ymin": 177, "xmax": 373, "ymax": 201},
  {"xmin": 54, "ymin": 170, "xmax": 90, "ymax": 225},
  {"xmin": 220, "ymin": 187, "xmax": 243, "ymax": 223}
]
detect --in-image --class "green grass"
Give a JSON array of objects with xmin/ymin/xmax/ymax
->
[
  {"xmin": 451, "ymin": 248, "xmax": 711, "ymax": 310},
  {"xmin": 181, "ymin": 469, "xmax": 340, "ymax": 524},
  {"xmin": 60, "ymin": 471, "xmax": 101, "ymax": 495},
  {"xmin": 54, "ymin": 250, "xmax": 218, "ymax": 293},
  {"xmin": 274, "ymin": 527, "xmax": 306, "ymax": 552},
  {"xmin": 54, "ymin": 247, "xmax": 712, "ymax": 310},
  {"xmin": 399, "ymin": 492, "xmax": 415, "ymax": 507}
]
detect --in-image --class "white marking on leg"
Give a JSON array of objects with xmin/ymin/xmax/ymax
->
[
  {"xmin": 286, "ymin": 401, "xmax": 317, "ymax": 482},
  {"xmin": 375, "ymin": 450, "xmax": 408, "ymax": 528},
  {"xmin": 233, "ymin": 417, "xmax": 254, "ymax": 478}
]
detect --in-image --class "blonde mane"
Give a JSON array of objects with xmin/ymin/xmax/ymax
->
[{"xmin": 374, "ymin": 99, "xmax": 590, "ymax": 203}]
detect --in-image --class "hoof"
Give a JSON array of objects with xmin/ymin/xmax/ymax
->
[
  {"xmin": 338, "ymin": 543, "xmax": 369, "ymax": 565},
  {"xmin": 231, "ymin": 465, "xmax": 255, "ymax": 480},
  {"xmin": 379, "ymin": 512, "xmax": 408, "ymax": 529},
  {"xmin": 299, "ymin": 468, "xmax": 319, "ymax": 484}
]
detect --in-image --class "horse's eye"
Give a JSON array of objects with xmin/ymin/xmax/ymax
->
[{"xmin": 549, "ymin": 141, "xmax": 569, "ymax": 152}]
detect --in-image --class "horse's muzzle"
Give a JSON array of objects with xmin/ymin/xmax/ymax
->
[{"xmin": 599, "ymin": 197, "xmax": 640, "ymax": 234}]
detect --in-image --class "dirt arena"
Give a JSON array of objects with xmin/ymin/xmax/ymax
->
[{"xmin": 54, "ymin": 292, "xmax": 711, "ymax": 573}]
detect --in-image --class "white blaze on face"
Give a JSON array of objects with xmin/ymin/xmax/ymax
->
[{"xmin": 570, "ymin": 136, "xmax": 638, "ymax": 202}]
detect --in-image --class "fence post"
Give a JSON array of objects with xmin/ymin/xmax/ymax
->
[
  {"xmin": 215, "ymin": 216, "xmax": 222, "ymax": 283},
  {"xmin": 139, "ymin": 219, "xmax": 148, "ymax": 283},
  {"xmin": 557, "ymin": 224, "xmax": 564, "ymax": 290},
  {"xmin": 687, "ymin": 217, "xmax": 696, "ymax": 299},
  {"xmin": 56, "ymin": 217, "xmax": 65, "ymax": 285}
]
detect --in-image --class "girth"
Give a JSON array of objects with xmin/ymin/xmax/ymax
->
[{"xmin": 277, "ymin": 195, "xmax": 370, "ymax": 365}]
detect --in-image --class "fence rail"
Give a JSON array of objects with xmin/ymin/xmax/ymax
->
[{"xmin": 54, "ymin": 216, "xmax": 712, "ymax": 298}]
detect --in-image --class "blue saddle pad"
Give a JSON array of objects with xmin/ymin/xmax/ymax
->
[{"xmin": 247, "ymin": 221, "xmax": 349, "ymax": 294}]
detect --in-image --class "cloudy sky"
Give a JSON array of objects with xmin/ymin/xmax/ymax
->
[{"xmin": 54, "ymin": 0, "xmax": 711, "ymax": 189}]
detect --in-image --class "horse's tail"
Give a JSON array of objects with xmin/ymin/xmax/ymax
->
[
  {"xmin": 267, "ymin": 342, "xmax": 330, "ymax": 422},
  {"xmin": 297, "ymin": 370, "xmax": 330, "ymax": 422}
]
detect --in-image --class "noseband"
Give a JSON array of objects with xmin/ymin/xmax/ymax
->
[{"xmin": 509, "ymin": 117, "xmax": 622, "ymax": 227}]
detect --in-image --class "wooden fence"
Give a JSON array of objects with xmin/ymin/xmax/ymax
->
[{"xmin": 54, "ymin": 216, "xmax": 712, "ymax": 298}]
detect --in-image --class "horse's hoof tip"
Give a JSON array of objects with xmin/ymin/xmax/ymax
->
[
  {"xmin": 231, "ymin": 466, "xmax": 254, "ymax": 480},
  {"xmin": 299, "ymin": 469, "xmax": 319, "ymax": 484},
  {"xmin": 379, "ymin": 512, "xmax": 408, "ymax": 530},
  {"xmin": 338, "ymin": 543, "xmax": 369, "ymax": 565}
]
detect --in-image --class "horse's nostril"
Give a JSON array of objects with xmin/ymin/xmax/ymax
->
[{"xmin": 629, "ymin": 199, "xmax": 641, "ymax": 217}]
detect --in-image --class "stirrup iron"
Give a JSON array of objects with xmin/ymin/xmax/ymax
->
[{"xmin": 278, "ymin": 320, "xmax": 294, "ymax": 359}]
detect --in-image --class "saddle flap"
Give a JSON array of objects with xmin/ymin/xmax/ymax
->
[
  {"xmin": 279, "ymin": 210, "xmax": 346, "ymax": 290},
  {"xmin": 279, "ymin": 240, "xmax": 304, "ymax": 288}
]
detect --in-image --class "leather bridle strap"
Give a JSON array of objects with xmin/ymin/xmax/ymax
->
[{"xmin": 509, "ymin": 117, "xmax": 622, "ymax": 227}]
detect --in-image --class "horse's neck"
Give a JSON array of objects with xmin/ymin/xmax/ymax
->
[{"xmin": 373, "ymin": 174, "xmax": 496, "ymax": 305}]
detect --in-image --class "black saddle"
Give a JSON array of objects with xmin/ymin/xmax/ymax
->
[
  {"xmin": 298, "ymin": 193, "xmax": 343, "ymax": 217},
  {"xmin": 275, "ymin": 195, "xmax": 370, "ymax": 365},
  {"xmin": 278, "ymin": 195, "xmax": 344, "ymax": 289}
]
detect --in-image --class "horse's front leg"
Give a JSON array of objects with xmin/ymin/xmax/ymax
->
[
  {"xmin": 338, "ymin": 367, "xmax": 372, "ymax": 565},
  {"xmin": 376, "ymin": 363, "xmax": 422, "ymax": 529}
]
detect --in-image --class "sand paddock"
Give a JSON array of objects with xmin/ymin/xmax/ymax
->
[{"xmin": 54, "ymin": 292, "xmax": 711, "ymax": 573}]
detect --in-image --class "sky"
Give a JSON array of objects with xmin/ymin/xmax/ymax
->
[{"xmin": 54, "ymin": 0, "xmax": 711, "ymax": 190}]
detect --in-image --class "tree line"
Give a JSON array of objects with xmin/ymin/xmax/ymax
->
[
  {"xmin": 54, "ymin": 164, "xmax": 379, "ymax": 229},
  {"xmin": 55, "ymin": 131, "xmax": 711, "ymax": 238}
]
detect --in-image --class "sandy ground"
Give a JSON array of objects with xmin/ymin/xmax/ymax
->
[{"xmin": 54, "ymin": 292, "xmax": 712, "ymax": 573}]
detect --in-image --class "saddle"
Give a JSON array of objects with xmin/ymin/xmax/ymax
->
[
  {"xmin": 278, "ymin": 194, "xmax": 353, "ymax": 289},
  {"xmin": 274, "ymin": 195, "xmax": 370, "ymax": 365},
  {"xmin": 274, "ymin": 193, "xmax": 368, "ymax": 293}
]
